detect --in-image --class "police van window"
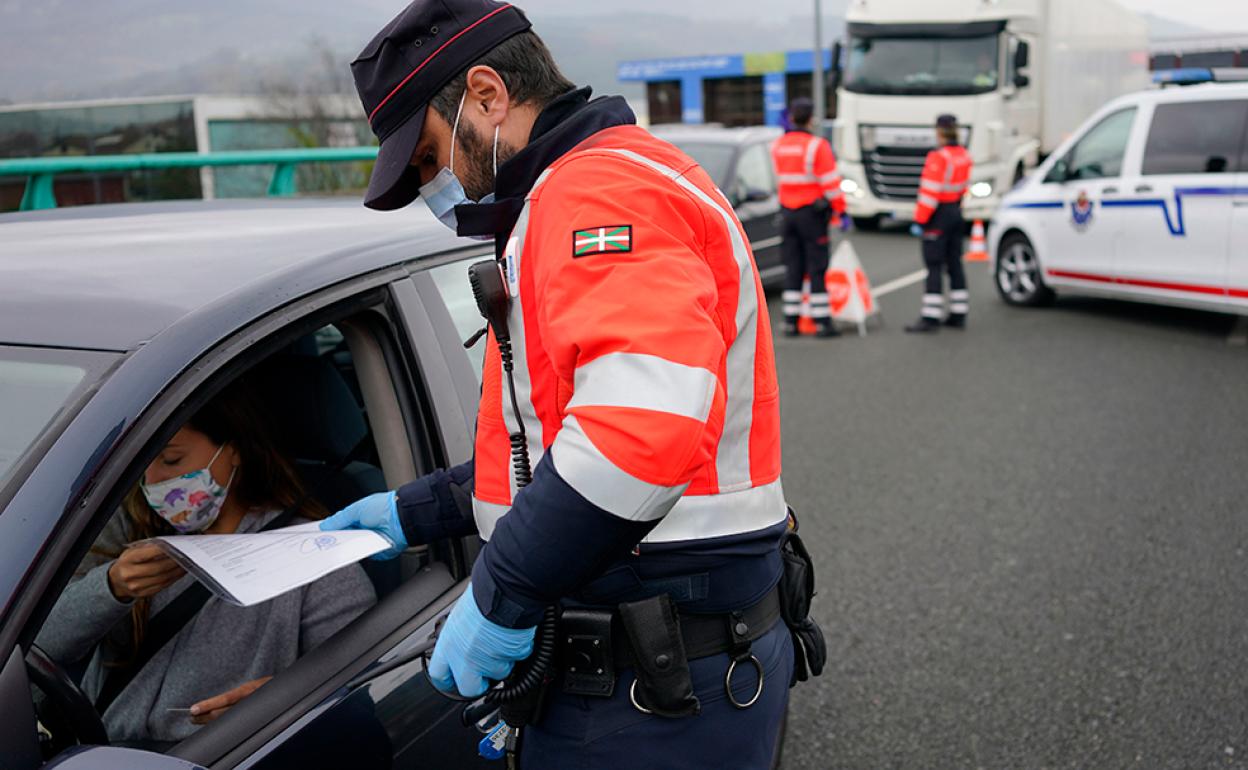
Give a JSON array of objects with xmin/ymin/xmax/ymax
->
[
  {"xmin": 734, "ymin": 144, "xmax": 775, "ymax": 201},
  {"xmin": 1056, "ymin": 107, "xmax": 1137, "ymax": 182},
  {"xmin": 1141, "ymin": 100, "xmax": 1248, "ymax": 176}
]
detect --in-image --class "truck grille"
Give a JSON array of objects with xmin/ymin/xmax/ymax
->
[{"xmin": 864, "ymin": 146, "xmax": 931, "ymax": 201}]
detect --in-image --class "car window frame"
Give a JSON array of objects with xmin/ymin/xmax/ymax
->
[
  {"xmin": 733, "ymin": 141, "xmax": 777, "ymax": 202},
  {"xmin": 8, "ymin": 263, "xmax": 460, "ymax": 762}
]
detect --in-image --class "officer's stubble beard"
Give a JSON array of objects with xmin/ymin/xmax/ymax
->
[{"xmin": 455, "ymin": 116, "xmax": 519, "ymax": 203}]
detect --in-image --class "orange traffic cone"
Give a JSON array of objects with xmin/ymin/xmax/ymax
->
[
  {"xmin": 964, "ymin": 219, "xmax": 988, "ymax": 262},
  {"xmin": 798, "ymin": 274, "xmax": 818, "ymax": 335}
]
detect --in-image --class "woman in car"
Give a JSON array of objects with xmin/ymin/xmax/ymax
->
[{"xmin": 37, "ymin": 380, "xmax": 377, "ymax": 744}]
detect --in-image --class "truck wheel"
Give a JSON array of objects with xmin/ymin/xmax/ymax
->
[
  {"xmin": 1013, "ymin": 163, "xmax": 1026, "ymax": 187},
  {"xmin": 996, "ymin": 232, "xmax": 1055, "ymax": 306},
  {"xmin": 853, "ymin": 214, "xmax": 881, "ymax": 231}
]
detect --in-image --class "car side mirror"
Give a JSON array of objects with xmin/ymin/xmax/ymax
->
[
  {"xmin": 1044, "ymin": 159, "xmax": 1069, "ymax": 184},
  {"xmin": 1206, "ymin": 155, "xmax": 1228, "ymax": 173},
  {"xmin": 741, "ymin": 186, "xmax": 773, "ymax": 204}
]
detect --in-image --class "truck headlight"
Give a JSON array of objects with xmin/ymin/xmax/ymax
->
[{"xmin": 970, "ymin": 181, "xmax": 993, "ymax": 198}]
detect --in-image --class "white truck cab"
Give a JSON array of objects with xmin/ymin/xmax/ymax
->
[
  {"xmin": 990, "ymin": 82, "xmax": 1248, "ymax": 315},
  {"xmin": 831, "ymin": 0, "xmax": 1148, "ymax": 227}
]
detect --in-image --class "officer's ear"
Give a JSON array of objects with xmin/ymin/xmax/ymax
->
[{"xmin": 463, "ymin": 65, "xmax": 510, "ymax": 127}]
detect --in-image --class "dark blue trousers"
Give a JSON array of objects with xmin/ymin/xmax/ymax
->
[{"xmin": 521, "ymin": 620, "xmax": 793, "ymax": 769}]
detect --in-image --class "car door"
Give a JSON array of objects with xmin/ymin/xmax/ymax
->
[
  {"xmin": 1230, "ymin": 109, "xmax": 1248, "ymax": 310},
  {"xmin": 7, "ymin": 279, "xmax": 486, "ymax": 770},
  {"xmin": 731, "ymin": 141, "xmax": 785, "ymax": 285},
  {"xmin": 1039, "ymin": 106, "xmax": 1139, "ymax": 284},
  {"xmin": 1112, "ymin": 97, "xmax": 1248, "ymax": 304}
]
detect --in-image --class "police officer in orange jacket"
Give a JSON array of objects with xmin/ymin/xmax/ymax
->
[
  {"xmin": 906, "ymin": 114, "xmax": 973, "ymax": 333},
  {"xmin": 322, "ymin": 2, "xmax": 825, "ymax": 767},
  {"xmin": 771, "ymin": 97, "xmax": 849, "ymax": 338}
]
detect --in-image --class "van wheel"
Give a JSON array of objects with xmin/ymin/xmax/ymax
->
[
  {"xmin": 996, "ymin": 232, "xmax": 1054, "ymax": 306},
  {"xmin": 853, "ymin": 215, "xmax": 881, "ymax": 231}
]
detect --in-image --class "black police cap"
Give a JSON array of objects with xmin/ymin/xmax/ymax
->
[{"xmin": 352, "ymin": 0, "xmax": 531, "ymax": 210}]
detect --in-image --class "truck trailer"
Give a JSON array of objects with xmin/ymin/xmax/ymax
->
[{"xmin": 830, "ymin": 0, "xmax": 1150, "ymax": 226}]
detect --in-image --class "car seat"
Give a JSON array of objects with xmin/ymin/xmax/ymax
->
[{"xmin": 250, "ymin": 350, "xmax": 400, "ymax": 599}]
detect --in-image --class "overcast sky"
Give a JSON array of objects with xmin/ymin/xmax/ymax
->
[{"xmin": 1115, "ymin": 0, "xmax": 1248, "ymax": 35}]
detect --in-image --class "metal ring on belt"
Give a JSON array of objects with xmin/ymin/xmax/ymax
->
[
  {"xmin": 628, "ymin": 679, "xmax": 654, "ymax": 715},
  {"xmin": 724, "ymin": 654, "xmax": 765, "ymax": 710}
]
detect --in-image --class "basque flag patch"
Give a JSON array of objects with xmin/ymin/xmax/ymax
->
[{"xmin": 573, "ymin": 225, "xmax": 632, "ymax": 257}]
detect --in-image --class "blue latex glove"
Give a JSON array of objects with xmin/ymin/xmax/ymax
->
[
  {"xmin": 428, "ymin": 584, "xmax": 536, "ymax": 697},
  {"xmin": 320, "ymin": 491, "xmax": 407, "ymax": 560},
  {"xmin": 838, "ymin": 213, "xmax": 853, "ymax": 233},
  {"xmin": 909, "ymin": 223, "xmax": 924, "ymax": 238}
]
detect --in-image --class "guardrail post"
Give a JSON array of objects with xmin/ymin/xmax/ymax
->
[
  {"xmin": 267, "ymin": 163, "xmax": 297, "ymax": 197},
  {"xmin": 19, "ymin": 173, "xmax": 57, "ymax": 211}
]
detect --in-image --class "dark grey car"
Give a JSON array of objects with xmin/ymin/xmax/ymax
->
[
  {"xmin": 0, "ymin": 199, "xmax": 497, "ymax": 769},
  {"xmin": 651, "ymin": 125, "xmax": 786, "ymax": 288}
]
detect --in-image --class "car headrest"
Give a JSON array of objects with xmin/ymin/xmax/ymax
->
[{"xmin": 251, "ymin": 353, "xmax": 368, "ymax": 465}]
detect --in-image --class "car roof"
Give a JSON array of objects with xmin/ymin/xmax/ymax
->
[
  {"xmin": 649, "ymin": 124, "xmax": 783, "ymax": 145},
  {"xmin": 0, "ymin": 198, "xmax": 465, "ymax": 351},
  {"xmin": 1108, "ymin": 81, "xmax": 1248, "ymax": 111}
]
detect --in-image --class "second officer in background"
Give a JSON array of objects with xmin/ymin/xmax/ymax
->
[
  {"xmin": 906, "ymin": 114, "xmax": 973, "ymax": 333},
  {"xmin": 771, "ymin": 96, "xmax": 849, "ymax": 338}
]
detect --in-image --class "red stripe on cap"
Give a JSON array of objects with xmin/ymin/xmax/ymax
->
[{"xmin": 368, "ymin": 4, "xmax": 514, "ymax": 124}]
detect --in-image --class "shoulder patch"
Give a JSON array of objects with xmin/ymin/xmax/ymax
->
[{"xmin": 573, "ymin": 225, "xmax": 632, "ymax": 257}]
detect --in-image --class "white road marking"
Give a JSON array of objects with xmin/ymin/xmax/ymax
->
[
  {"xmin": 750, "ymin": 236, "xmax": 783, "ymax": 251},
  {"xmin": 872, "ymin": 269, "xmax": 928, "ymax": 298}
]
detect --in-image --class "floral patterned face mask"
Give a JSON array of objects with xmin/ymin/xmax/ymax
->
[{"xmin": 140, "ymin": 444, "xmax": 235, "ymax": 533}]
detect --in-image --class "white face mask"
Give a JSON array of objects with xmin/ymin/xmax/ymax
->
[
  {"xmin": 420, "ymin": 90, "xmax": 499, "ymax": 240},
  {"xmin": 140, "ymin": 444, "xmax": 235, "ymax": 534}
]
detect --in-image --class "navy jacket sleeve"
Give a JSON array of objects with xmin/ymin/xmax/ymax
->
[
  {"xmin": 394, "ymin": 460, "xmax": 478, "ymax": 545},
  {"xmin": 470, "ymin": 454, "xmax": 659, "ymax": 628}
]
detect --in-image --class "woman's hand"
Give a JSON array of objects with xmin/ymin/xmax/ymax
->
[
  {"xmin": 106, "ymin": 543, "xmax": 185, "ymax": 601},
  {"xmin": 189, "ymin": 676, "xmax": 273, "ymax": 725}
]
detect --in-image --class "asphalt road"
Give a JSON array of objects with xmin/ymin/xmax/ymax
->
[{"xmin": 773, "ymin": 229, "xmax": 1248, "ymax": 770}]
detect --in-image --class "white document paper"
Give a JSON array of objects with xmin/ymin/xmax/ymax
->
[{"xmin": 145, "ymin": 523, "xmax": 390, "ymax": 607}]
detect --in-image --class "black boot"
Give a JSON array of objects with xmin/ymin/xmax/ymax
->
[
  {"xmin": 815, "ymin": 322, "xmax": 841, "ymax": 338},
  {"xmin": 944, "ymin": 314, "xmax": 966, "ymax": 329},
  {"xmin": 782, "ymin": 321, "xmax": 800, "ymax": 337},
  {"xmin": 905, "ymin": 317, "xmax": 941, "ymax": 333}
]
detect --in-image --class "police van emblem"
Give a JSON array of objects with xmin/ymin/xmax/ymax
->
[
  {"xmin": 1070, "ymin": 190, "xmax": 1094, "ymax": 230},
  {"xmin": 573, "ymin": 225, "xmax": 632, "ymax": 257}
]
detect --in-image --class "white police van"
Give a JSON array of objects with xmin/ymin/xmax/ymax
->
[{"xmin": 989, "ymin": 79, "xmax": 1248, "ymax": 314}]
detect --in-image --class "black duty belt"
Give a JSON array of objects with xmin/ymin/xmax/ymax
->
[{"xmin": 613, "ymin": 585, "xmax": 780, "ymax": 667}]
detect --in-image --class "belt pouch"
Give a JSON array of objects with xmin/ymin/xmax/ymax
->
[
  {"xmin": 559, "ymin": 607, "xmax": 616, "ymax": 698},
  {"xmin": 618, "ymin": 594, "xmax": 701, "ymax": 718},
  {"xmin": 779, "ymin": 511, "xmax": 828, "ymax": 684}
]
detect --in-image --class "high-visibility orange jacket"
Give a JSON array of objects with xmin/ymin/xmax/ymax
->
[
  {"xmin": 469, "ymin": 122, "xmax": 787, "ymax": 625},
  {"xmin": 914, "ymin": 144, "xmax": 972, "ymax": 224},
  {"xmin": 771, "ymin": 129, "xmax": 846, "ymax": 212}
]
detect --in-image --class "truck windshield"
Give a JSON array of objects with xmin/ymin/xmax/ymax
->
[{"xmin": 845, "ymin": 34, "xmax": 1000, "ymax": 96}]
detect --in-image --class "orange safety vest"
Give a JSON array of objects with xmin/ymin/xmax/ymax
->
[
  {"xmin": 472, "ymin": 125, "xmax": 786, "ymax": 545},
  {"xmin": 770, "ymin": 130, "xmax": 846, "ymax": 212},
  {"xmin": 914, "ymin": 144, "xmax": 972, "ymax": 224}
]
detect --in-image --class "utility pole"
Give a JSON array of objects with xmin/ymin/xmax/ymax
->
[{"xmin": 812, "ymin": 0, "xmax": 825, "ymax": 134}]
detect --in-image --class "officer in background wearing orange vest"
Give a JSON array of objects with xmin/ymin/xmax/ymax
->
[
  {"xmin": 906, "ymin": 114, "xmax": 973, "ymax": 333},
  {"xmin": 771, "ymin": 97, "xmax": 849, "ymax": 338},
  {"xmin": 322, "ymin": 1, "xmax": 826, "ymax": 766}
]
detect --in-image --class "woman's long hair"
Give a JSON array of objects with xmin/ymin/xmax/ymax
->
[{"xmin": 106, "ymin": 378, "xmax": 326, "ymax": 660}]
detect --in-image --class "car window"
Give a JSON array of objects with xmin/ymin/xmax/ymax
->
[
  {"xmin": 1051, "ymin": 107, "xmax": 1137, "ymax": 182},
  {"xmin": 28, "ymin": 322, "xmax": 387, "ymax": 752},
  {"xmin": 734, "ymin": 143, "xmax": 775, "ymax": 199},
  {"xmin": 0, "ymin": 346, "xmax": 113, "ymax": 492},
  {"xmin": 428, "ymin": 259, "xmax": 486, "ymax": 384},
  {"xmin": 668, "ymin": 142, "xmax": 737, "ymax": 188},
  {"xmin": 1142, "ymin": 100, "xmax": 1248, "ymax": 176}
]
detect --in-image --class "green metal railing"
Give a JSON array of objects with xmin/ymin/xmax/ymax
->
[{"xmin": 0, "ymin": 147, "xmax": 381, "ymax": 211}]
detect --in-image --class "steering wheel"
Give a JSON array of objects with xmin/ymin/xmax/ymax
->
[{"xmin": 25, "ymin": 644, "xmax": 109, "ymax": 754}]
